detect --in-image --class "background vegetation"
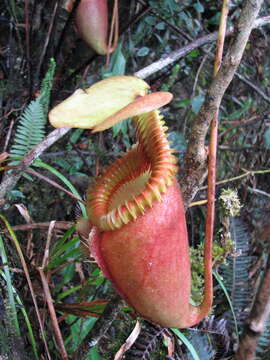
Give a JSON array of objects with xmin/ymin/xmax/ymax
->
[{"xmin": 0, "ymin": 0, "xmax": 270, "ymax": 359}]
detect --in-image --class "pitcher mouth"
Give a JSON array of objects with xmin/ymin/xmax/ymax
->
[{"xmin": 87, "ymin": 110, "xmax": 178, "ymax": 231}]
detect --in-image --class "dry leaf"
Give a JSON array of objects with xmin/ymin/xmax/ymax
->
[{"xmin": 114, "ymin": 320, "xmax": 142, "ymax": 360}]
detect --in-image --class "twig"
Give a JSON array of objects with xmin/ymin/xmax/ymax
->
[
  {"xmin": 0, "ymin": 105, "xmax": 25, "ymax": 121},
  {"xmin": 26, "ymin": 168, "xmax": 85, "ymax": 204},
  {"xmin": 218, "ymin": 145, "xmax": 260, "ymax": 151},
  {"xmin": 192, "ymin": 45, "xmax": 214, "ymax": 97},
  {"xmin": 219, "ymin": 114, "xmax": 260, "ymax": 138},
  {"xmin": 14, "ymin": 203, "xmax": 33, "ymax": 259},
  {"xmin": 72, "ymin": 145, "xmax": 93, "ymax": 173},
  {"xmin": 182, "ymin": 0, "xmax": 265, "ymax": 206},
  {"xmin": 254, "ymin": 14, "xmax": 270, "ymax": 27},
  {"xmin": 200, "ymin": 168, "xmax": 270, "ymax": 190},
  {"xmin": 3, "ymin": 221, "xmax": 72, "ymax": 232},
  {"xmin": 38, "ymin": 267, "xmax": 69, "ymax": 360},
  {"xmin": 40, "ymin": 150, "xmax": 115, "ymax": 158},
  {"xmin": 189, "ymin": 199, "xmax": 207, "ymax": 207},
  {"xmin": 234, "ymin": 255, "xmax": 270, "ymax": 360},
  {"xmin": 42, "ymin": 221, "xmax": 55, "ymax": 268},
  {"xmin": 248, "ymin": 187, "xmax": 270, "ymax": 199},
  {"xmin": 134, "ymin": 16, "xmax": 270, "ymax": 80},
  {"xmin": 0, "ymin": 127, "xmax": 70, "ymax": 208},
  {"xmin": 3, "ymin": 119, "xmax": 15, "ymax": 152},
  {"xmin": 235, "ymin": 72, "xmax": 270, "ymax": 104},
  {"xmin": 134, "ymin": 31, "xmax": 220, "ymax": 79},
  {"xmin": 128, "ymin": 2, "xmax": 150, "ymax": 28},
  {"xmin": 106, "ymin": 0, "xmax": 119, "ymax": 66}
]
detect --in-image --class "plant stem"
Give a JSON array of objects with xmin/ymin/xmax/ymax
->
[
  {"xmin": 38, "ymin": 267, "xmax": 68, "ymax": 360},
  {"xmin": 203, "ymin": 0, "xmax": 229, "ymax": 315}
]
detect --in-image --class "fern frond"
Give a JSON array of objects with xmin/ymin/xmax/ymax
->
[
  {"xmin": 183, "ymin": 317, "xmax": 230, "ymax": 360},
  {"xmin": 256, "ymin": 305, "xmax": 270, "ymax": 357},
  {"xmin": 257, "ymin": 320, "xmax": 270, "ymax": 357},
  {"xmin": 10, "ymin": 97, "xmax": 45, "ymax": 159},
  {"xmin": 126, "ymin": 321, "xmax": 165, "ymax": 360},
  {"xmin": 40, "ymin": 58, "xmax": 56, "ymax": 112},
  {"xmin": 221, "ymin": 217, "xmax": 255, "ymax": 334},
  {"xmin": 9, "ymin": 58, "xmax": 56, "ymax": 162}
]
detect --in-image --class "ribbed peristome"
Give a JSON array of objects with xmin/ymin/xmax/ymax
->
[{"xmin": 87, "ymin": 110, "xmax": 178, "ymax": 231}]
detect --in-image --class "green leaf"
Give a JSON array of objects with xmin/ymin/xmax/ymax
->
[
  {"xmin": 263, "ymin": 128, "xmax": 270, "ymax": 149},
  {"xmin": 70, "ymin": 129, "xmax": 85, "ymax": 144},
  {"xmin": 224, "ymin": 98, "xmax": 252, "ymax": 121},
  {"xmin": 156, "ymin": 22, "xmax": 165, "ymax": 30},
  {"xmin": 64, "ymin": 315, "xmax": 97, "ymax": 352},
  {"xmin": 113, "ymin": 118, "xmax": 130, "ymax": 137},
  {"xmin": 86, "ymin": 347, "xmax": 102, "ymax": 360},
  {"xmin": 208, "ymin": 12, "xmax": 221, "ymax": 25},
  {"xmin": 193, "ymin": 1, "xmax": 204, "ymax": 13},
  {"xmin": 164, "ymin": 0, "xmax": 179, "ymax": 13},
  {"xmin": 57, "ymin": 284, "xmax": 82, "ymax": 301},
  {"xmin": 110, "ymin": 43, "xmax": 126, "ymax": 76},
  {"xmin": 188, "ymin": 49, "xmax": 200, "ymax": 58},
  {"xmin": 213, "ymin": 270, "xmax": 239, "ymax": 339},
  {"xmin": 145, "ymin": 16, "xmax": 156, "ymax": 25},
  {"xmin": 174, "ymin": 99, "xmax": 190, "ymax": 108},
  {"xmin": 168, "ymin": 131, "xmax": 187, "ymax": 153},
  {"xmin": 51, "ymin": 226, "xmax": 76, "ymax": 257},
  {"xmin": 62, "ymin": 263, "xmax": 76, "ymax": 284},
  {"xmin": 49, "ymin": 237, "xmax": 81, "ymax": 266},
  {"xmin": 137, "ymin": 47, "xmax": 150, "ymax": 57},
  {"xmin": 171, "ymin": 328, "xmax": 200, "ymax": 360},
  {"xmin": 102, "ymin": 43, "xmax": 126, "ymax": 78},
  {"xmin": 8, "ymin": 190, "xmax": 25, "ymax": 201},
  {"xmin": 191, "ymin": 95, "xmax": 205, "ymax": 114}
]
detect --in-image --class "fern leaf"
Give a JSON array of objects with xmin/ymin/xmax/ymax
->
[
  {"xmin": 257, "ymin": 321, "xmax": 270, "ymax": 355},
  {"xmin": 40, "ymin": 58, "xmax": 56, "ymax": 112},
  {"xmin": 10, "ymin": 98, "xmax": 45, "ymax": 159},
  {"xmin": 256, "ymin": 306, "xmax": 270, "ymax": 356},
  {"xmin": 9, "ymin": 58, "xmax": 56, "ymax": 162},
  {"xmin": 183, "ymin": 317, "xmax": 230, "ymax": 360},
  {"xmin": 126, "ymin": 322, "xmax": 165, "ymax": 359},
  {"xmin": 221, "ymin": 217, "xmax": 255, "ymax": 334}
]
